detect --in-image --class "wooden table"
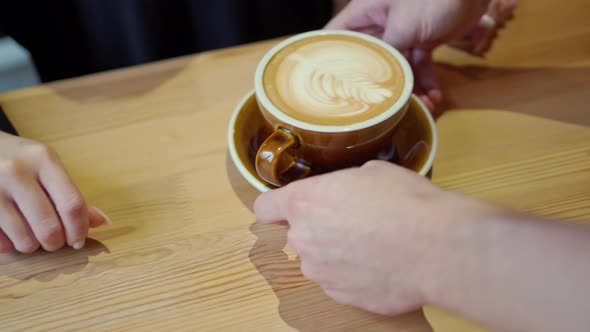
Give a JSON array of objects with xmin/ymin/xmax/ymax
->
[{"xmin": 1, "ymin": 0, "xmax": 589, "ymax": 331}]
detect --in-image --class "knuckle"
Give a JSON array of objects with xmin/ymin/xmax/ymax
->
[
  {"xmin": 284, "ymin": 189, "xmax": 307, "ymax": 218},
  {"xmin": 284, "ymin": 195, "xmax": 300, "ymax": 218},
  {"xmin": 60, "ymin": 194, "xmax": 87, "ymax": 222},
  {"xmin": 15, "ymin": 237, "xmax": 40, "ymax": 254},
  {"xmin": 36, "ymin": 222, "xmax": 64, "ymax": 245},
  {"xmin": 0, "ymin": 160, "xmax": 27, "ymax": 180},
  {"xmin": 30, "ymin": 143, "xmax": 57, "ymax": 162}
]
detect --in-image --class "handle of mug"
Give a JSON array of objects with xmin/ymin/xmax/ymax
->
[{"xmin": 255, "ymin": 128, "xmax": 311, "ymax": 187}]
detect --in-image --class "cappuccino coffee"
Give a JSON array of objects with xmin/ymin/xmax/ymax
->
[{"xmin": 263, "ymin": 34, "xmax": 406, "ymax": 126}]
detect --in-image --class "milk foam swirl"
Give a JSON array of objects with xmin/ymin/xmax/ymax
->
[{"xmin": 273, "ymin": 40, "xmax": 398, "ymax": 120}]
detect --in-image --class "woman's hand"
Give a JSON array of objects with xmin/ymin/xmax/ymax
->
[{"xmin": 0, "ymin": 132, "xmax": 107, "ymax": 253}]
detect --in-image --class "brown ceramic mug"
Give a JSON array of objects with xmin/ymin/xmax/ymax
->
[{"xmin": 254, "ymin": 30, "xmax": 414, "ymax": 187}]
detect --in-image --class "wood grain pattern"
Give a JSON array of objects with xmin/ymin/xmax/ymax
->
[
  {"xmin": 0, "ymin": 0, "xmax": 589, "ymax": 331},
  {"xmin": 425, "ymin": 112, "xmax": 590, "ymax": 331}
]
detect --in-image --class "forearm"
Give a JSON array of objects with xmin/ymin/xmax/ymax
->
[{"xmin": 429, "ymin": 206, "xmax": 590, "ymax": 332}]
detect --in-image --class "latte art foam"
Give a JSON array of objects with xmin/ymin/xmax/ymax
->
[{"xmin": 264, "ymin": 35, "xmax": 405, "ymax": 126}]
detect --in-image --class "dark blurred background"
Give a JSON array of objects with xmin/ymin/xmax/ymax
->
[{"xmin": 0, "ymin": 0, "xmax": 334, "ymax": 84}]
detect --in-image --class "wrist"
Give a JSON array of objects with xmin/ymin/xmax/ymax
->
[{"xmin": 417, "ymin": 192, "xmax": 504, "ymax": 307}]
